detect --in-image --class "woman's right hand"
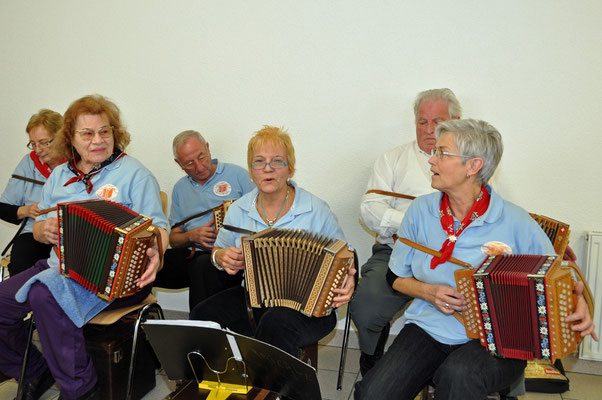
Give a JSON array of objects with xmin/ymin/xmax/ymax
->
[
  {"xmin": 39, "ymin": 217, "xmax": 59, "ymax": 245},
  {"xmin": 215, "ymin": 246, "xmax": 245, "ymax": 275},
  {"xmin": 427, "ymin": 284, "xmax": 467, "ymax": 315},
  {"xmin": 17, "ymin": 202, "xmax": 40, "ymax": 219}
]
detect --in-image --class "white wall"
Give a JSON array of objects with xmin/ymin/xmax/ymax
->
[{"xmin": 1, "ymin": 1, "xmax": 601, "ymax": 317}]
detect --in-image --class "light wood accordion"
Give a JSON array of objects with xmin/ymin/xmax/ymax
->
[
  {"xmin": 455, "ymin": 254, "xmax": 581, "ymax": 361},
  {"xmin": 241, "ymin": 228, "xmax": 354, "ymax": 317},
  {"xmin": 57, "ymin": 199, "xmax": 157, "ymax": 301}
]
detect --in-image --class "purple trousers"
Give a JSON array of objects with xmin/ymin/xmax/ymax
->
[{"xmin": 0, "ymin": 260, "xmax": 151, "ymax": 400}]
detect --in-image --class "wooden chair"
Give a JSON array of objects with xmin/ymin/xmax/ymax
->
[{"xmin": 17, "ymin": 294, "xmax": 164, "ymax": 400}]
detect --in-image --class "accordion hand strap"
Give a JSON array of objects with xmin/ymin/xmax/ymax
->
[
  {"xmin": 365, "ymin": 189, "xmax": 416, "ymax": 201},
  {"xmin": 565, "ymin": 260, "xmax": 595, "ymax": 318}
]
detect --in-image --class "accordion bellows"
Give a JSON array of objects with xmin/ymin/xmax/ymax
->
[
  {"xmin": 456, "ymin": 254, "xmax": 581, "ymax": 361},
  {"xmin": 242, "ymin": 228, "xmax": 354, "ymax": 317},
  {"xmin": 58, "ymin": 199, "xmax": 156, "ymax": 301}
]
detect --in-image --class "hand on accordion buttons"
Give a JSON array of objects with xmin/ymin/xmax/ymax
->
[
  {"xmin": 432, "ymin": 284, "xmax": 467, "ymax": 315},
  {"xmin": 136, "ymin": 238, "xmax": 162, "ymax": 288},
  {"xmin": 331, "ymin": 266, "xmax": 356, "ymax": 308},
  {"xmin": 565, "ymin": 281, "xmax": 598, "ymax": 341},
  {"xmin": 187, "ymin": 218, "xmax": 217, "ymax": 249},
  {"xmin": 217, "ymin": 247, "xmax": 245, "ymax": 275}
]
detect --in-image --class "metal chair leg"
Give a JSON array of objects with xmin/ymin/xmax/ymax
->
[
  {"xmin": 16, "ymin": 315, "xmax": 36, "ymax": 400},
  {"xmin": 125, "ymin": 303, "xmax": 163, "ymax": 400},
  {"xmin": 337, "ymin": 250, "xmax": 359, "ymax": 390},
  {"xmin": 336, "ymin": 304, "xmax": 352, "ymax": 390}
]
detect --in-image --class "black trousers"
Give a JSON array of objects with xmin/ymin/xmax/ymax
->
[
  {"xmin": 190, "ymin": 285, "xmax": 337, "ymax": 357},
  {"xmin": 6, "ymin": 233, "xmax": 52, "ymax": 277},
  {"xmin": 154, "ymin": 247, "xmax": 243, "ymax": 310}
]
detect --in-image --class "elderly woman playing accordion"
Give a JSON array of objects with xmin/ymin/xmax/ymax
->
[
  {"xmin": 354, "ymin": 119, "xmax": 595, "ymax": 400},
  {"xmin": 0, "ymin": 95, "xmax": 168, "ymax": 400},
  {"xmin": 191, "ymin": 125, "xmax": 356, "ymax": 357},
  {"xmin": 0, "ymin": 109, "xmax": 65, "ymax": 276}
]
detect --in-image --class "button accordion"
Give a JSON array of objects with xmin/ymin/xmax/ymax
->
[
  {"xmin": 455, "ymin": 254, "xmax": 582, "ymax": 361},
  {"xmin": 241, "ymin": 228, "xmax": 354, "ymax": 317},
  {"xmin": 57, "ymin": 199, "xmax": 158, "ymax": 301}
]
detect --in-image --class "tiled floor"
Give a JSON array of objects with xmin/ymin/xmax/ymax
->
[{"xmin": 2, "ymin": 320, "xmax": 601, "ymax": 400}]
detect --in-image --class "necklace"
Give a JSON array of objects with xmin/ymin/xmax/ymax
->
[{"xmin": 259, "ymin": 186, "xmax": 290, "ymax": 227}]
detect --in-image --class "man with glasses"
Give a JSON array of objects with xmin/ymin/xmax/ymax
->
[
  {"xmin": 350, "ymin": 88, "xmax": 462, "ymax": 376},
  {"xmin": 154, "ymin": 130, "xmax": 255, "ymax": 310}
]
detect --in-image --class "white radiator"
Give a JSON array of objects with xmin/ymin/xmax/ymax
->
[{"xmin": 579, "ymin": 232, "xmax": 602, "ymax": 361}]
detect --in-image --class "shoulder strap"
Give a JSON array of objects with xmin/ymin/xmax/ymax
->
[
  {"xmin": 366, "ymin": 189, "xmax": 416, "ymax": 200},
  {"xmin": 396, "ymin": 237, "xmax": 473, "ymax": 269},
  {"xmin": 11, "ymin": 174, "xmax": 45, "ymax": 186}
]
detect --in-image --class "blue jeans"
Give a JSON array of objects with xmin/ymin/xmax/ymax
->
[{"xmin": 354, "ymin": 323, "xmax": 526, "ymax": 400}]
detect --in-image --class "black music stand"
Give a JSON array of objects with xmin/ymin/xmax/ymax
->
[{"xmin": 142, "ymin": 320, "xmax": 321, "ymax": 400}]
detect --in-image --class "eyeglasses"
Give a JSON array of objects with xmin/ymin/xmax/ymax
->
[
  {"xmin": 250, "ymin": 159, "xmax": 289, "ymax": 170},
  {"xmin": 430, "ymin": 147, "xmax": 470, "ymax": 159},
  {"xmin": 27, "ymin": 139, "xmax": 53, "ymax": 150},
  {"xmin": 75, "ymin": 126, "xmax": 114, "ymax": 141},
  {"xmin": 181, "ymin": 154, "xmax": 209, "ymax": 169}
]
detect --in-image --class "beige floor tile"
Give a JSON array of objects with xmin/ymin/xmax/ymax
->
[
  {"xmin": 518, "ymin": 392, "xmax": 562, "ymax": 399},
  {"xmin": 562, "ymin": 354, "xmax": 602, "ymax": 376},
  {"xmin": 317, "ymin": 368, "xmax": 358, "ymax": 400},
  {"xmin": 0, "ymin": 379, "xmax": 60, "ymax": 399},
  {"xmin": 560, "ymin": 372, "xmax": 602, "ymax": 400},
  {"xmin": 318, "ymin": 344, "xmax": 360, "ymax": 374}
]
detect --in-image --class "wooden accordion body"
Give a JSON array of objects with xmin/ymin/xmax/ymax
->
[
  {"xmin": 241, "ymin": 228, "xmax": 354, "ymax": 317},
  {"xmin": 57, "ymin": 199, "xmax": 155, "ymax": 301},
  {"xmin": 529, "ymin": 213, "xmax": 571, "ymax": 258},
  {"xmin": 455, "ymin": 254, "xmax": 581, "ymax": 361},
  {"xmin": 213, "ymin": 200, "xmax": 233, "ymax": 231}
]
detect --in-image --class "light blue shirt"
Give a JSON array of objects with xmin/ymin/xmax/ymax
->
[
  {"xmin": 0, "ymin": 153, "xmax": 48, "ymax": 234},
  {"xmin": 215, "ymin": 180, "xmax": 346, "ymax": 249},
  {"xmin": 169, "ymin": 160, "xmax": 255, "ymax": 238},
  {"xmin": 389, "ymin": 186, "xmax": 555, "ymax": 345},
  {"xmin": 16, "ymin": 155, "xmax": 168, "ymax": 327}
]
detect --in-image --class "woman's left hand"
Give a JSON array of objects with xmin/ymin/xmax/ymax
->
[
  {"xmin": 332, "ymin": 265, "xmax": 357, "ymax": 308},
  {"xmin": 565, "ymin": 281, "xmax": 598, "ymax": 341}
]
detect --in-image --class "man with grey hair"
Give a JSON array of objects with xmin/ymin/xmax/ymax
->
[
  {"xmin": 350, "ymin": 88, "xmax": 462, "ymax": 376},
  {"xmin": 154, "ymin": 130, "xmax": 255, "ymax": 310}
]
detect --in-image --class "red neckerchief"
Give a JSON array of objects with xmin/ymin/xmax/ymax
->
[
  {"xmin": 430, "ymin": 185, "xmax": 491, "ymax": 269},
  {"xmin": 63, "ymin": 151, "xmax": 126, "ymax": 193},
  {"xmin": 29, "ymin": 152, "xmax": 67, "ymax": 178}
]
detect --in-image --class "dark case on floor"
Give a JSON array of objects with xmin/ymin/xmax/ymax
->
[{"xmin": 84, "ymin": 318, "xmax": 157, "ymax": 400}]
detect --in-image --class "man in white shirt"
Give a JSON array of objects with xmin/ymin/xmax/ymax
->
[{"xmin": 351, "ymin": 88, "xmax": 462, "ymax": 376}]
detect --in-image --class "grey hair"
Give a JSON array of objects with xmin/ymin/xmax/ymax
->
[
  {"xmin": 435, "ymin": 119, "xmax": 503, "ymax": 185},
  {"xmin": 172, "ymin": 130, "xmax": 207, "ymax": 159},
  {"xmin": 413, "ymin": 88, "xmax": 462, "ymax": 122}
]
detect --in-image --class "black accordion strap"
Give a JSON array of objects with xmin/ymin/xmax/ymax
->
[
  {"xmin": 2, "ymin": 207, "xmax": 54, "ymax": 256},
  {"xmin": 171, "ymin": 207, "xmax": 214, "ymax": 229},
  {"xmin": 222, "ymin": 224, "xmax": 256, "ymax": 235}
]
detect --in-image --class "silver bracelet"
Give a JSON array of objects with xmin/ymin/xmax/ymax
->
[{"xmin": 211, "ymin": 249, "xmax": 224, "ymax": 271}]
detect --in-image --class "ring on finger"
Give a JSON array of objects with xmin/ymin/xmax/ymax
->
[{"xmin": 445, "ymin": 303, "xmax": 451, "ymax": 308}]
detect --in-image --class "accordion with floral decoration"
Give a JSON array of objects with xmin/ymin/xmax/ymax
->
[
  {"xmin": 57, "ymin": 199, "xmax": 157, "ymax": 301},
  {"xmin": 455, "ymin": 254, "xmax": 582, "ymax": 362}
]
